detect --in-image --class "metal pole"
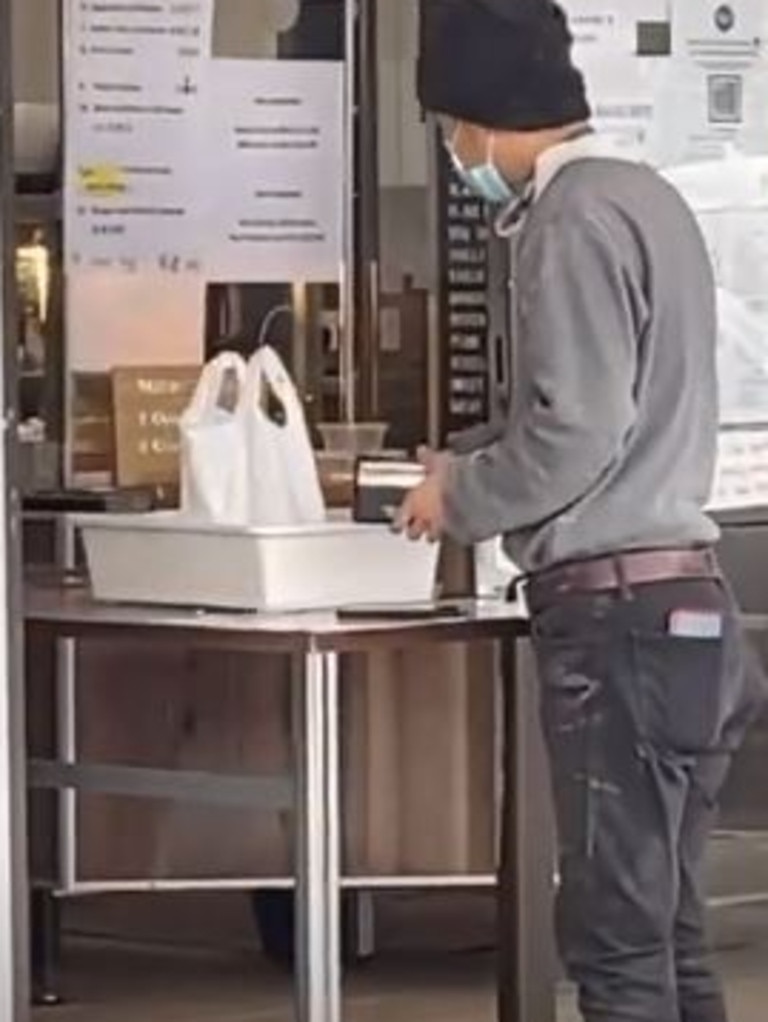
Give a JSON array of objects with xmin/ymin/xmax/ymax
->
[
  {"xmin": 293, "ymin": 648, "xmax": 342, "ymax": 1022},
  {"xmin": 322, "ymin": 650, "xmax": 342, "ymax": 1022},
  {"xmin": 339, "ymin": 0, "xmax": 357, "ymax": 423},
  {"xmin": 0, "ymin": 0, "xmax": 32, "ymax": 1015},
  {"xmin": 355, "ymin": 0, "xmax": 380, "ymax": 421}
]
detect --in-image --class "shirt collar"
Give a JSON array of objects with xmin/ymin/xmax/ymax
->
[
  {"xmin": 534, "ymin": 131, "xmax": 617, "ymax": 197},
  {"xmin": 495, "ymin": 132, "xmax": 624, "ymax": 237}
]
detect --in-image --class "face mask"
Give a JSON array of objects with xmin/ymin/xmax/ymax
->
[{"xmin": 448, "ymin": 132, "xmax": 519, "ymax": 205}]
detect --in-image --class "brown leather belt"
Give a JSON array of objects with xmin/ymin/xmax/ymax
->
[{"xmin": 526, "ymin": 547, "xmax": 720, "ymax": 608}]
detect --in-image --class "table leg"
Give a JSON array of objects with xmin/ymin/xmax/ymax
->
[
  {"xmin": 293, "ymin": 649, "xmax": 342, "ymax": 1022},
  {"xmin": 31, "ymin": 889, "xmax": 61, "ymax": 1006},
  {"xmin": 498, "ymin": 638, "xmax": 557, "ymax": 1022}
]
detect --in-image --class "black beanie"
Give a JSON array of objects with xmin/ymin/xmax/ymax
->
[{"xmin": 418, "ymin": 0, "xmax": 591, "ymax": 132}]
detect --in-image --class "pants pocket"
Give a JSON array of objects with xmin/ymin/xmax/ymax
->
[
  {"xmin": 537, "ymin": 641, "xmax": 603, "ymax": 860},
  {"xmin": 630, "ymin": 632, "xmax": 725, "ymax": 755}
]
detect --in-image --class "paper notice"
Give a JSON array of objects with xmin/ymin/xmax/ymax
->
[
  {"xmin": 564, "ymin": 0, "xmax": 669, "ymax": 58},
  {"xmin": 649, "ymin": 60, "xmax": 768, "ymax": 165},
  {"xmin": 204, "ymin": 60, "xmax": 344, "ymax": 283},
  {"xmin": 561, "ymin": 2, "xmax": 665, "ymax": 162},
  {"xmin": 664, "ymin": 155, "xmax": 768, "ymax": 426},
  {"xmin": 716, "ymin": 288, "xmax": 768, "ymax": 426},
  {"xmin": 64, "ymin": 0, "xmax": 213, "ymax": 271},
  {"xmin": 709, "ymin": 429, "xmax": 768, "ymax": 509},
  {"xmin": 672, "ymin": 0, "xmax": 763, "ymax": 66},
  {"xmin": 566, "ymin": 1, "xmax": 637, "ymax": 60},
  {"xmin": 647, "ymin": 0, "xmax": 766, "ymax": 166},
  {"xmin": 580, "ymin": 57, "xmax": 658, "ymax": 159}
]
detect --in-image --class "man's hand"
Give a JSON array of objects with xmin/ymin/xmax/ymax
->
[
  {"xmin": 394, "ymin": 447, "xmax": 455, "ymax": 542},
  {"xmin": 395, "ymin": 473, "xmax": 445, "ymax": 542}
]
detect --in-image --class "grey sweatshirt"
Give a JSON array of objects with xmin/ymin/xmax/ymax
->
[{"xmin": 444, "ymin": 156, "xmax": 720, "ymax": 572}]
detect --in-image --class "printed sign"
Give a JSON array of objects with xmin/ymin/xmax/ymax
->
[{"xmin": 112, "ymin": 366, "xmax": 200, "ymax": 487}]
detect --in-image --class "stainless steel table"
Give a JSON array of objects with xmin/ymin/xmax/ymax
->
[{"xmin": 24, "ymin": 583, "xmax": 554, "ymax": 1022}]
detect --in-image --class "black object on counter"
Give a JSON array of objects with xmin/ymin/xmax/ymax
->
[
  {"xmin": 23, "ymin": 487, "xmax": 156, "ymax": 514},
  {"xmin": 353, "ymin": 457, "xmax": 425, "ymax": 523},
  {"xmin": 337, "ymin": 603, "xmax": 464, "ymax": 622}
]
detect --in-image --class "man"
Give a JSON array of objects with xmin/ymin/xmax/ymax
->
[{"xmin": 400, "ymin": 2, "xmax": 765, "ymax": 1021}]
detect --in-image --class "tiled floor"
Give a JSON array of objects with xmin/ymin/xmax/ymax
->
[
  {"xmin": 31, "ymin": 867, "xmax": 768, "ymax": 1022},
  {"xmin": 28, "ymin": 832, "xmax": 768, "ymax": 1022},
  {"xmin": 30, "ymin": 929, "xmax": 768, "ymax": 1022}
]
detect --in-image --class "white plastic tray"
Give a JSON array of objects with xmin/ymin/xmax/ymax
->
[{"xmin": 77, "ymin": 513, "xmax": 440, "ymax": 612}]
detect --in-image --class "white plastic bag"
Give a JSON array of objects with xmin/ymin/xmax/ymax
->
[
  {"xmin": 241, "ymin": 345, "xmax": 326, "ymax": 526},
  {"xmin": 179, "ymin": 352, "xmax": 249, "ymax": 524}
]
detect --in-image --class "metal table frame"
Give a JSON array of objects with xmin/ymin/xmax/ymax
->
[{"xmin": 24, "ymin": 585, "xmax": 553, "ymax": 1022}]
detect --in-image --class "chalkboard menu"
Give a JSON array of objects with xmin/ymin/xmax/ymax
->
[{"xmin": 437, "ymin": 152, "xmax": 491, "ymax": 440}]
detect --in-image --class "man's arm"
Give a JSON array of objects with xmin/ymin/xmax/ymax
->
[
  {"xmin": 447, "ymin": 409, "xmax": 507, "ymax": 455},
  {"xmin": 442, "ymin": 213, "xmax": 646, "ymax": 545}
]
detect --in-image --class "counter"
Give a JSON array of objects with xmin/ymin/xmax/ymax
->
[{"xmin": 24, "ymin": 582, "xmax": 555, "ymax": 1022}]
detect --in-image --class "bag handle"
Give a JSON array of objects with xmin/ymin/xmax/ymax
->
[
  {"xmin": 243, "ymin": 345, "xmax": 294, "ymax": 426},
  {"xmin": 185, "ymin": 352, "xmax": 247, "ymax": 419}
]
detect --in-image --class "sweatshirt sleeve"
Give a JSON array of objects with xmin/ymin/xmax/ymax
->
[
  {"xmin": 447, "ymin": 414, "xmax": 506, "ymax": 455},
  {"xmin": 443, "ymin": 213, "xmax": 645, "ymax": 546}
]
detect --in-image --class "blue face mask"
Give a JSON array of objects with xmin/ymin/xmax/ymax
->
[{"xmin": 449, "ymin": 132, "xmax": 518, "ymax": 205}]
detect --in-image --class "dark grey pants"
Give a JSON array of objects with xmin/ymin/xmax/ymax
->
[{"xmin": 526, "ymin": 579, "xmax": 764, "ymax": 1022}]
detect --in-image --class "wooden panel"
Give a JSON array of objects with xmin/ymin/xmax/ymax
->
[
  {"xmin": 343, "ymin": 642, "xmax": 497, "ymax": 877},
  {"xmin": 75, "ymin": 642, "xmax": 293, "ymax": 880},
  {"xmin": 73, "ymin": 634, "xmax": 498, "ymax": 882},
  {"xmin": 344, "ymin": 652, "xmax": 403, "ymax": 875}
]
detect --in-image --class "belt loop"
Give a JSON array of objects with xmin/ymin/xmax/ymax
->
[
  {"xmin": 509, "ymin": 573, "xmax": 529, "ymax": 605},
  {"xmin": 614, "ymin": 555, "xmax": 633, "ymax": 601}
]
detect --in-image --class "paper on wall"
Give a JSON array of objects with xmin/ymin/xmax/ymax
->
[
  {"xmin": 580, "ymin": 57, "xmax": 659, "ymax": 159},
  {"xmin": 63, "ymin": 0, "xmax": 214, "ymax": 271},
  {"xmin": 716, "ymin": 288, "xmax": 768, "ymax": 425},
  {"xmin": 655, "ymin": 0, "xmax": 768, "ymax": 166},
  {"xmin": 671, "ymin": 0, "xmax": 763, "ymax": 66},
  {"xmin": 64, "ymin": 2, "xmax": 345, "ymax": 284},
  {"xmin": 663, "ymin": 154, "xmax": 768, "ymax": 426},
  {"xmin": 650, "ymin": 61, "xmax": 768, "ymax": 166},
  {"xmin": 203, "ymin": 60, "xmax": 344, "ymax": 283},
  {"xmin": 566, "ymin": 1, "xmax": 638, "ymax": 60},
  {"xmin": 560, "ymin": 1, "xmax": 666, "ymax": 162},
  {"xmin": 709, "ymin": 429, "xmax": 768, "ymax": 509}
]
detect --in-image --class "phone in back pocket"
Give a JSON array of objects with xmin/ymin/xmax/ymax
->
[{"xmin": 667, "ymin": 609, "xmax": 724, "ymax": 640}]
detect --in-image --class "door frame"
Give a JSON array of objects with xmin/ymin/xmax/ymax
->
[{"xmin": 0, "ymin": 0, "xmax": 31, "ymax": 1017}]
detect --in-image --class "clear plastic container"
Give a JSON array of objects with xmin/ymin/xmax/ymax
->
[{"xmin": 316, "ymin": 421, "xmax": 388, "ymax": 455}]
